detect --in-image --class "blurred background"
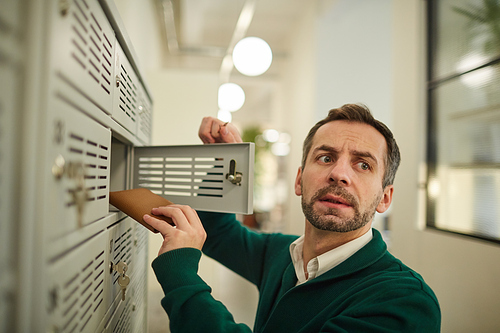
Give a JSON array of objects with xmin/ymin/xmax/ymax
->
[{"xmin": 112, "ymin": 0, "xmax": 500, "ymax": 332}]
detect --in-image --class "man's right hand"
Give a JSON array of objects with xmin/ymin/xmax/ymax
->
[{"xmin": 198, "ymin": 117, "xmax": 243, "ymax": 144}]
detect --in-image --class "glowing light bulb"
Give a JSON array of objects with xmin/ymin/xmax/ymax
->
[
  {"xmin": 218, "ymin": 83, "xmax": 245, "ymax": 112},
  {"xmin": 217, "ymin": 109, "xmax": 232, "ymax": 122},
  {"xmin": 233, "ymin": 37, "xmax": 273, "ymax": 76}
]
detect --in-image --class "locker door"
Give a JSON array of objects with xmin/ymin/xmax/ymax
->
[
  {"xmin": 45, "ymin": 227, "xmax": 109, "ymax": 333},
  {"xmin": 132, "ymin": 143, "xmax": 255, "ymax": 214},
  {"xmin": 49, "ymin": 0, "xmax": 116, "ymax": 115},
  {"xmin": 112, "ymin": 43, "xmax": 139, "ymax": 135},
  {"xmin": 45, "ymin": 97, "xmax": 111, "ymax": 242},
  {"xmin": 0, "ymin": 0, "xmax": 23, "ymax": 331},
  {"xmin": 95, "ymin": 217, "xmax": 149, "ymax": 333}
]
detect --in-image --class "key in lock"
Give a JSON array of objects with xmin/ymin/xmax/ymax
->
[
  {"xmin": 111, "ymin": 261, "xmax": 130, "ymax": 301},
  {"xmin": 52, "ymin": 154, "xmax": 88, "ymax": 227},
  {"xmin": 118, "ymin": 274, "xmax": 130, "ymax": 301}
]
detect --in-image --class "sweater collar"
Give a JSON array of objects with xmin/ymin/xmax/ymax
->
[
  {"xmin": 304, "ymin": 228, "xmax": 387, "ymax": 282},
  {"xmin": 289, "ymin": 229, "xmax": 373, "ymax": 285}
]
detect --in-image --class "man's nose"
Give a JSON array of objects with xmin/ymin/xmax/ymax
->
[{"xmin": 328, "ymin": 158, "xmax": 351, "ymax": 186}]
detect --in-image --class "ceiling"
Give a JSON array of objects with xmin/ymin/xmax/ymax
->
[{"xmin": 155, "ymin": 0, "xmax": 306, "ymax": 126}]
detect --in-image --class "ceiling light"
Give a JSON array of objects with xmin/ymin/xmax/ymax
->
[
  {"xmin": 262, "ymin": 129, "xmax": 280, "ymax": 142},
  {"xmin": 218, "ymin": 82, "xmax": 245, "ymax": 112},
  {"xmin": 217, "ymin": 110, "xmax": 232, "ymax": 123},
  {"xmin": 232, "ymin": 37, "xmax": 272, "ymax": 76},
  {"xmin": 271, "ymin": 142, "xmax": 290, "ymax": 156}
]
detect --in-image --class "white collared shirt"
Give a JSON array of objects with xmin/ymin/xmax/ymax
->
[{"xmin": 289, "ymin": 229, "xmax": 373, "ymax": 285}]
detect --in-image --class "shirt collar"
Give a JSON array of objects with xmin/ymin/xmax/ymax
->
[{"xmin": 289, "ymin": 229, "xmax": 373, "ymax": 285}]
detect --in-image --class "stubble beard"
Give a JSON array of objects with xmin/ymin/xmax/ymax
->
[{"xmin": 301, "ymin": 184, "xmax": 382, "ymax": 233}]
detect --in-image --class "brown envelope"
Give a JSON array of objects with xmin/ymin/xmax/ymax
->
[{"xmin": 109, "ymin": 188, "xmax": 174, "ymax": 233}]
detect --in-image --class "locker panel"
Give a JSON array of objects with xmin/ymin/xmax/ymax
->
[
  {"xmin": 112, "ymin": 43, "xmax": 139, "ymax": 135},
  {"xmin": 106, "ymin": 219, "xmax": 134, "ymax": 307},
  {"xmin": 133, "ymin": 143, "xmax": 255, "ymax": 214},
  {"xmin": 92, "ymin": 218, "xmax": 148, "ymax": 333},
  {"xmin": 0, "ymin": 26, "xmax": 19, "ymax": 274},
  {"xmin": 129, "ymin": 223, "xmax": 148, "ymax": 333},
  {"xmin": 49, "ymin": 0, "xmax": 116, "ymax": 114},
  {"xmin": 45, "ymin": 230, "xmax": 109, "ymax": 333},
  {"xmin": 45, "ymin": 97, "xmax": 111, "ymax": 240},
  {"xmin": 136, "ymin": 85, "xmax": 152, "ymax": 144},
  {"xmin": 0, "ymin": 1, "xmax": 22, "ymax": 331},
  {"xmin": 104, "ymin": 297, "xmax": 134, "ymax": 333}
]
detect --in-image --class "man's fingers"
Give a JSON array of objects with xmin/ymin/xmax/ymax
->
[
  {"xmin": 143, "ymin": 214, "xmax": 175, "ymax": 235},
  {"xmin": 210, "ymin": 121, "xmax": 224, "ymax": 142},
  {"xmin": 181, "ymin": 206, "xmax": 203, "ymax": 228},
  {"xmin": 146, "ymin": 205, "xmax": 207, "ymax": 255},
  {"xmin": 198, "ymin": 117, "xmax": 214, "ymax": 143},
  {"xmin": 199, "ymin": 117, "xmax": 220, "ymax": 143},
  {"xmin": 151, "ymin": 205, "xmax": 191, "ymax": 229},
  {"xmin": 198, "ymin": 116, "xmax": 243, "ymax": 144},
  {"xmin": 221, "ymin": 123, "xmax": 243, "ymax": 143}
]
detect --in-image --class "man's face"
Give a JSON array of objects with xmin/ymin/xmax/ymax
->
[{"xmin": 295, "ymin": 120, "xmax": 393, "ymax": 233}]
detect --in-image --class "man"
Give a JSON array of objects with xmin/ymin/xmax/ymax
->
[{"xmin": 143, "ymin": 104, "xmax": 441, "ymax": 332}]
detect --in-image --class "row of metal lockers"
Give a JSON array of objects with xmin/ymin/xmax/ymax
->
[{"xmin": 0, "ymin": 0, "xmax": 254, "ymax": 332}]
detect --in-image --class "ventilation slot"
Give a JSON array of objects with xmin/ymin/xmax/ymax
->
[
  {"xmin": 137, "ymin": 157, "xmax": 225, "ymax": 198},
  {"xmin": 65, "ymin": 131, "xmax": 109, "ymax": 208},
  {"xmin": 111, "ymin": 227, "xmax": 133, "ymax": 286},
  {"xmin": 112, "ymin": 298, "xmax": 133, "ymax": 333},
  {"xmin": 118, "ymin": 64, "xmax": 138, "ymax": 123},
  {"xmin": 68, "ymin": 0, "xmax": 113, "ymax": 96},
  {"xmin": 131, "ymin": 226, "xmax": 148, "ymax": 314},
  {"xmin": 137, "ymin": 98, "xmax": 152, "ymax": 141},
  {"xmin": 58, "ymin": 250, "xmax": 105, "ymax": 333}
]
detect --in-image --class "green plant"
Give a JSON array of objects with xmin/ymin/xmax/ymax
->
[{"xmin": 453, "ymin": 0, "xmax": 500, "ymax": 54}]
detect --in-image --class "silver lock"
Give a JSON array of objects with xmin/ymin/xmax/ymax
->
[{"xmin": 225, "ymin": 159, "xmax": 243, "ymax": 186}]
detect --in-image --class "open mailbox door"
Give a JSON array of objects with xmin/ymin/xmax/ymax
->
[{"xmin": 132, "ymin": 143, "xmax": 255, "ymax": 215}]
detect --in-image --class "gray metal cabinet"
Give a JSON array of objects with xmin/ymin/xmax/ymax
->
[{"xmin": 0, "ymin": 0, "xmax": 253, "ymax": 332}]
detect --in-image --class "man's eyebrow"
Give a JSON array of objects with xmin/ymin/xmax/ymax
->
[
  {"xmin": 312, "ymin": 145, "xmax": 339, "ymax": 155},
  {"xmin": 352, "ymin": 150, "xmax": 378, "ymax": 165},
  {"xmin": 313, "ymin": 145, "xmax": 379, "ymax": 165}
]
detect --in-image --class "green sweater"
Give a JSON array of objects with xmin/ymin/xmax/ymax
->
[{"xmin": 152, "ymin": 212, "xmax": 441, "ymax": 332}]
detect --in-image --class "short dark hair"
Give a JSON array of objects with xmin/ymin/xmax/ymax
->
[{"xmin": 301, "ymin": 104, "xmax": 401, "ymax": 188}]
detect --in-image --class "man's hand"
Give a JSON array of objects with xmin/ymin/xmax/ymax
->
[
  {"xmin": 143, "ymin": 205, "xmax": 207, "ymax": 256},
  {"xmin": 198, "ymin": 116, "xmax": 243, "ymax": 144}
]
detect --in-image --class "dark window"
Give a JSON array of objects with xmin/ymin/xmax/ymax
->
[{"xmin": 426, "ymin": 0, "xmax": 500, "ymax": 244}]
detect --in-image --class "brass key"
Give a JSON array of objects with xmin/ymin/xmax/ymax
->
[
  {"xmin": 118, "ymin": 274, "xmax": 130, "ymax": 301},
  {"xmin": 113, "ymin": 261, "xmax": 128, "ymax": 275},
  {"xmin": 111, "ymin": 261, "xmax": 130, "ymax": 301}
]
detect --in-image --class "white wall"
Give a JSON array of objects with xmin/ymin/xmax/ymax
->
[
  {"xmin": 315, "ymin": 0, "xmax": 393, "ymax": 128},
  {"xmin": 279, "ymin": 1, "xmax": 318, "ymax": 236},
  {"xmin": 391, "ymin": 1, "xmax": 500, "ymax": 332},
  {"xmin": 147, "ymin": 69, "xmax": 219, "ymax": 145},
  {"xmin": 113, "ymin": 0, "xmax": 163, "ymax": 72}
]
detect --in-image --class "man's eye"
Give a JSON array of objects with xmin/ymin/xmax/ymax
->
[
  {"xmin": 359, "ymin": 162, "xmax": 370, "ymax": 171},
  {"xmin": 318, "ymin": 155, "xmax": 332, "ymax": 163}
]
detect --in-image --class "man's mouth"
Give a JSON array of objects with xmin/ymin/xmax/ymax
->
[{"xmin": 317, "ymin": 195, "xmax": 353, "ymax": 208}]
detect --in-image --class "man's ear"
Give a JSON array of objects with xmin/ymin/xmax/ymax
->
[
  {"xmin": 376, "ymin": 185, "xmax": 394, "ymax": 213},
  {"xmin": 294, "ymin": 167, "xmax": 302, "ymax": 196}
]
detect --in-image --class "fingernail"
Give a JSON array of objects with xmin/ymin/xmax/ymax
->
[{"xmin": 222, "ymin": 126, "xmax": 228, "ymax": 135}]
